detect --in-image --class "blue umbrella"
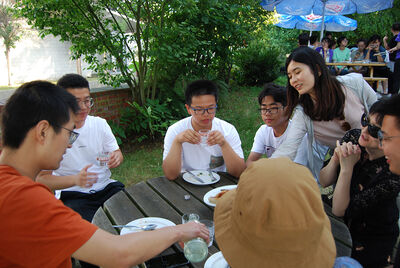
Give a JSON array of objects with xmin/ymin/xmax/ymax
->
[
  {"xmin": 261, "ymin": 0, "xmax": 393, "ymax": 40},
  {"xmin": 275, "ymin": 14, "xmax": 357, "ymax": 32}
]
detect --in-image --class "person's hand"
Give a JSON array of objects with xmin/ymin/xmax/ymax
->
[
  {"xmin": 388, "ymin": 47, "xmax": 398, "ymax": 54},
  {"xmin": 383, "ymin": 36, "xmax": 388, "ymax": 42},
  {"xmin": 176, "ymin": 221, "xmax": 209, "ymax": 248},
  {"xmin": 334, "ymin": 140, "xmax": 361, "ymax": 172},
  {"xmin": 207, "ymin": 130, "xmax": 226, "ymax": 147},
  {"xmin": 74, "ymin": 164, "xmax": 98, "ymax": 188},
  {"xmin": 176, "ymin": 129, "xmax": 201, "ymax": 145},
  {"xmin": 108, "ymin": 150, "xmax": 123, "ymax": 168}
]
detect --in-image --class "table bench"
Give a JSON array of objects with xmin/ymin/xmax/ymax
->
[{"xmin": 92, "ymin": 173, "xmax": 352, "ymax": 267}]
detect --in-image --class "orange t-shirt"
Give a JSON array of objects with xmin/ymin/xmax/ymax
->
[{"xmin": 0, "ymin": 165, "xmax": 98, "ymax": 267}]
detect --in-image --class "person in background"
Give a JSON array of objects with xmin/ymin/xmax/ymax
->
[
  {"xmin": 316, "ymin": 37, "xmax": 334, "ymax": 63},
  {"xmin": 162, "ymin": 80, "xmax": 246, "ymax": 180},
  {"xmin": 320, "ymin": 100, "xmax": 400, "ymax": 268},
  {"xmin": 325, "ymin": 31, "xmax": 333, "ymax": 41},
  {"xmin": 350, "ymin": 38, "xmax": 368, "ymax": 76},
  {"xmin": 385, "ymin": 22, "xmax": 400, "ymax": 94},
  {"xmin": 246, "ymin": 83, "xmax": 307, "ymax": 167},
  {"xmin": 272, "ymin": 47, "xmax": 377, "ymax": 180},
  {"xmin": 374, "ymin": 94, "xmax": 400, "ymax": 268},
  {"xmin": 36, "ymin": 74, "xmax": 124, "ymax": 268},
  {"xmin": 366, "ymin": 35, "xmax": 392, "ymax": 94},
  {"xmin": 214, "ymin": 158, "xmax": 336, "ymax": 268},
  {"xmin": 333, "ymin": 36, "xmax": 351, "ymax": 75},
  {"xmin": 308, "ymin": 35, "xmax": 320, "ymax": 49},
  {"xmin": 298, "ymin": 32, "xmax": 309, "ymax": 47},
  {"xmin": 0, "ymin": 81, "xmax": 209, "ymax": 267}
]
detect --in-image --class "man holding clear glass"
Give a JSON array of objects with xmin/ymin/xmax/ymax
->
[
  {"xmin": 162, "ymin": 80, "xmax": 245, "ymax": 180},
  {"xmin": 37, "ymin": 74, "xmax": 124, "ymax": 223}
]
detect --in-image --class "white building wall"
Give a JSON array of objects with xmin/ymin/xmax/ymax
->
[{"xmin": 0, "ymin": 27, "xmax": 94, "ymax": 85}]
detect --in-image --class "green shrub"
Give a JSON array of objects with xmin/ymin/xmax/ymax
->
[{"xmin": 233, "ymin": 40, "xmax": 281, "ymax": 86}]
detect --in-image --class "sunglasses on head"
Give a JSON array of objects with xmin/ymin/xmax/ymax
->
[{"xmin": 361, "ymin": 113, "xmax": 380, "ymax": 139}]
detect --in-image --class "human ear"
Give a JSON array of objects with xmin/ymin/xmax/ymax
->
[
  {"xmin": 35, "ymin": 120, "xmax": 50, "ymax": 144},
  {"xmin": 185, "ymin": 104, "xmax": 192, "ymax": 115}
]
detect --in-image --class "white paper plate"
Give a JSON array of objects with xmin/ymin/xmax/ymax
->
[
  {"xmin": 204, "ymin": 251, "xmax": 229, "ymax": 268},
  {"xmin": 182, "ymin": 170, "xmax": 220, "ymax": 185},
  {"xmin": 120, "ymin": 217, "xmax": 176, "ymax": 235},
  {"xmin": 203, "ymin": 185, "xmax": 237, "ymax": 207}
]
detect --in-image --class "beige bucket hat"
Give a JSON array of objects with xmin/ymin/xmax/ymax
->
[{"xmin": 214, "ymin": 158, "xmax": 336, "ymax": 268}]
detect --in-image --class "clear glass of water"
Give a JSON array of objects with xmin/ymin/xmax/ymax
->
[
  {"xmin": 98, "ymin": 151, "xmax": 110, "ymax": 166},
  {"xmin": 199, "ymin": 219, "xmax": 214, "ymax": 247},
  {"xmin": 184, "ymin": 238, "xmax": 208, "ymax": 263},
  {"xmin": 182, "ymin": 213, "xmax": 200, "ymax": 224},
  {"xmin": 198, "ymin": 129, "xmax": 210, "ymax": 145}
]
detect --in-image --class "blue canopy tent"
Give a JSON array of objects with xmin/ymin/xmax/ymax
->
[
  {"xmin": 261, "ymin": 0, "xmax": 393, "ymax": 40},
  {"xmin": 275, "ymin": 14, "xmax": 357, "ymax": 33}
]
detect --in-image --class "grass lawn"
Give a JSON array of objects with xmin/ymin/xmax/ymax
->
[{"xmin": 112, "ymin": 77, "xmax": 286, "ymax": 186}]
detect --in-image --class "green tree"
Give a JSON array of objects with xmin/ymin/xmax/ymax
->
[
  {"xmin": 16, "ymin": 0, "xmax": 265, "ymax": 105},
  {"xmin": 0, "ymin": 1, "xmax": 21, "ymax": 86}
]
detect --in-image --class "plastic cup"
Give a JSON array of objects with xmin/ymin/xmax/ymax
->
[
  {"xmin": 98, "ymin": 151, "xmax": 110, "ymax": 166},
  {"xmin": 199, "ymin": 219, "xmax": 214, "ymax": 247},
  {"xmin": 182, "ymin": 213, "xmax": 200, "ymax": 224}
]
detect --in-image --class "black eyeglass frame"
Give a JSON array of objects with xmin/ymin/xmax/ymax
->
[
  {"xmin": 57, "ymin": 126, "xmax": 80, "ymax": 145},
  {"xmin": 258, "ymin": 106, "xmax": 284, "ymax": 115},
  {"xmin": 361, "ymin": 113, "xmax": 380, "ymax": 139},
  {"xmin": 189, "ymin": 105, "xmax": 218, "ymax": 115}
]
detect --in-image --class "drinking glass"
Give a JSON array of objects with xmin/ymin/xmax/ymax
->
[
  {"xmin": 98, "ymin": 151, "xmax": 110, "ymax": 166},
  {"xmin": 184, "ymin": 238, "xmax": 208, "ymax": 263},
  {"xmin": 198, "ymin": 129, "xmax": 210, "ymax": 145},
  {"xmin": 182, "ymin": 213, "xmax": 200, "ymax": 224},
  {"xmin": 199, "ymin": 219, "xmax": 214, "ymax": 247}
]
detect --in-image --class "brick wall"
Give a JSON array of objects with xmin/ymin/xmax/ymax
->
[
  {"xmin": 90, "ymin": 88, "xmax": 132, "ymax": 124},
  {"xmin": 0, "ymin": 88, "xmax": 132, "ymax": 150}
]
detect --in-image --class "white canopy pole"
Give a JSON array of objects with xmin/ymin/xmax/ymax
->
[{"xmin": 320, "ymin": 0, "xmax": 327, "ymax": 41}]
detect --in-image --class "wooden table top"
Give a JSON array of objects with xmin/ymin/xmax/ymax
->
[
  {"xmin": 326, "ymin": 61, "xmax": 386, "ymax": 67},
  {"xmin": 92, "ymin": 172, "xmax": 352, "ymax": 267}
]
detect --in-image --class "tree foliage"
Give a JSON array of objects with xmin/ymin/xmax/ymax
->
[
  {"xmin": 16, "ymin": 0, "xmax": 265, "ymax": 105},
  {"xmin": 0, "ymin": 1, "xmax": 21, "ymax": 86}
]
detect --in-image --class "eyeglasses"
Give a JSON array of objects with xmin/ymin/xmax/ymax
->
[
  {"xmin": 76, "ymin": 97, "xmax": 94, "ymax": 108},
  {"xmin": 258, "ymin": 106, "xmax": 284, "ymax": 115},
  {"xmin": 58, "ymin": 126, "xmax": 79, "ymax": 145},
  {"xmin": 361, "ymin": 113, "xmax": 380, "ymax": 139},
  {"xmin": 190, "ymin": 105, "xmax": 218, "ymax": 115},
  {"xmin": 378, "ymin": 130, "xmax": 400, "ymax": 147}
]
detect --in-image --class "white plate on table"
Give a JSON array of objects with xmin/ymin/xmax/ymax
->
[
  {"xmin": 204, "ymin": 251, "xmax": 229, "ymax": 268},
  {"xmin": 182, "ymin": 170, "xmax": 220, "ymax": 185},
  {"xmin": 203, "ymin": 185, "xmax": 237, "ymax": 207},
  {"xmin": 120, "ymin": 217, "xmax": 175, "ymax": 235}
]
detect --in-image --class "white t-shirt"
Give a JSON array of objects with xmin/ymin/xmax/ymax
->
[
  {"xmin": 54, "ymin": 115, "xmax": 119, "ymax": 196},
  {"xmin": 251, "ymin": 121, "xmax": 308, "ymax": 166},
  {"xmin": 163, "ymin": 117, "xmax": 244, "ymax": 172}
]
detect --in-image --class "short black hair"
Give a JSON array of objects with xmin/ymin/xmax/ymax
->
[
  {"xmin": 356, "ymin": 38, "xmax": 367, "ymax": 45},
  {"xmin": 392, "ymin": 22, "xmax": 400, "ymax": 32},
  {"xmin": 321, "ymin": 37, "xmax": 330, "ymax": 43},
  {"xmin": 325, "ymin": 32, "xmax": 332, "ymax": 38},
  {"xmin": 185, "ymin": 80, "xmax": 218, "ymax": 106},
  {"xmin": 373, "ymin": 95, "xmax": 400, "ymax": 130},
  {"xmin": 368, "ymin": 34, "xmax": 381, "ymax": 44},
  {"xmin": 309, "ymin": 35, "xmax": 318, "ymax": 45},
  {"xmin": 298, "ymin": 33, "xmax": 309, "ymax": 46},
  {"xmin": 258, "ymin": 83, "xmax": 287, "ymax": 106},
  {"xmin": 337, "ymin": 36, "xmax": 347, "ymax": 46},
  {"xmin": 369, "ymin": 99, "xmax": 385, "ymax": 126},
  {"xmin": 57, "ymin": 73, "xmax": 90, "ymax": 90},
  {"xmin": 1, "ymin": 81, "xmax": 79, "ymax": 149}
]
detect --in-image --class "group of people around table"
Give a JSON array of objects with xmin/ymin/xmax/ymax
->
[
  {"xmin": 301, "ymin": 22, "xmax": 400, "ymax": 95},
  {"xmin": 1, "ymin": 44, "xmax": 400, "ymax": 268}
]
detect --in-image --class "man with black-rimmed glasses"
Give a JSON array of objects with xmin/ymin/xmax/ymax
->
[
  {"xmin": 162, "ymin": 80, "xmax": 245, "ymax": 180},
  {"xmin": 246, "ymin": 83, "xmax": 308, "ymax": 168}
]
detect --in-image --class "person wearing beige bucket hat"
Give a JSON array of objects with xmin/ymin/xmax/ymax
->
[{"xmin": 214, "ymin": 157, "xmax": 336, "ymax": 268}]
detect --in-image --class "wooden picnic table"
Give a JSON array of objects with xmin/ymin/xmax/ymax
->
[
  {"xmin": 92, "ymin": 172, "xmax": 352, "ymax": 267},
  {"xmin": 326, "ymin": 61, "xmax": 387, "ymax": 79}
]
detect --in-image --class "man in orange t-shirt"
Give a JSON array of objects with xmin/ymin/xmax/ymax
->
[{"xmin": 0, "ymin": 81, "xmax": 208, "ymax": 267}]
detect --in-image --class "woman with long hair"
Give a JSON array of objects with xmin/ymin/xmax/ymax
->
[{"xmin": 272, "ymin": 46, "xmax": 377, "ymax": 179}]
